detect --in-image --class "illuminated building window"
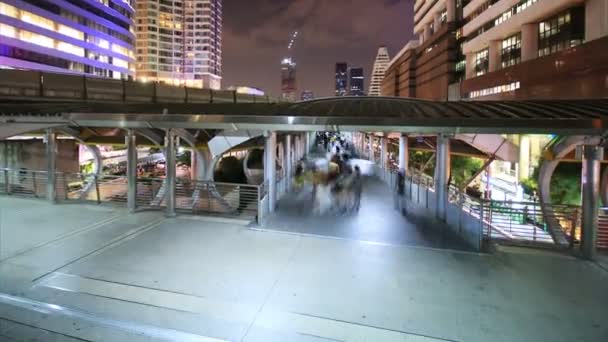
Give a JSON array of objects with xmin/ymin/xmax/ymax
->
[
  {"xmin": 501, "ymin": 33, "xmax": 521, "ymax": 69},
  {"xmin": 20, "ymin": 30, "xmax": 54, "ymax": 49},
  {"xmin": 87, "ymin": 36, "xmax": 110, "ymax": 49},
  {"xmin": 538, "ymin": 7, "xmax": 585, "ymax": 57},
  {"xmin": 20, "ymin": 11, "xmax": 55, "ymax": 31},
  {"xmin": 0, "ymin": 23, "xmax": 16, "ymax": 38},
  {"xmin": 474, "ymin": 49, "xmax": 489, "ymax": 76},
  {"xmin": 0, "ymin": 2, "xmax": 18, "ymax": 17},
  {"xmin": 57, "ymin": 41, "xmax": 84, "ymax": 57},
  {"xmin": 112, "ymin": 44, "xmax": 130, "ymax": 57},
  {"xmin": 57, "ymin": 24, "xmax": 84, "ymax": 40}
]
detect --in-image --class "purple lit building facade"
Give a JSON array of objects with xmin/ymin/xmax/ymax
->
[{"xmin": 0, "ymin": 0, "xmax": 135, "ymax": 79}]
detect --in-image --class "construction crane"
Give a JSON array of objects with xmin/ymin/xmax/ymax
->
[{"xmin": 287, "ymin": 31, "xmax": 299, "ymax": 51}]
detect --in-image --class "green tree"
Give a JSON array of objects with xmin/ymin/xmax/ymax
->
[
  {"xmin": 451, "ymin": 156, "xmax": 484, "ymax": 188},
  {"xmin": 521, "ymin": 163, "xmax": 582, "ymax": 205}
]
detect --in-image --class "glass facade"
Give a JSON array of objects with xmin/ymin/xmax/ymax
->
[
  {"xmin": 0, "ymin": 0, "xmax": 135, "ymax": 79},
  {"xmin": 335, "ymin": 62, "xmax": 348, "ymax": 97},
  {"xmin": 501, "ymin": 33, "xmax": 521, "ymax": 69},
  {"xmin": 474, "ymin": 49, "xmax": 489, "ymax": 76},
  {"xmin": 538, "ymin": 6, "xmax": 585, "ymax": 58},
  {"xmin": 135, "ymin": 0, "xmax": 222, "ymax": 89},
  {"xmin": 349, "ymin": 67, "xmax": 365, "ymax": 96}
]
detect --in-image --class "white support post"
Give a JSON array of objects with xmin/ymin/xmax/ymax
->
[
  {"xmin": 581, "ymin": 145, "xmax": 602, "ymax": 260},
  {"xmin": 265, "ymin": 131, "xmax": 277, "ymax": 213},
  {"xmin": 45, "ymin": 128, "xmax": 57, "ymax": 203},
  {"xmin": 381, "ymin": 135, "xmax": 388, "ymax": 169},
  {"xmin": 399, "ymin": 133, "xmax": 409, "ymax": 174},
  {"xmin": 126, "ymin": 129, "xmax": 137, "ymax": 212},
  {"xmin": 368, "ymin": 135, "xmax": 374, "ymax": 162},
  {"xmin": 435, "ymin": 134, "xmax": 451, "ymax": 221},
  {"xmin": 285, "ymin": 134, "xmax": 292, "ymax": 192},
  {"xmin": 165, "ymin": 129, "xmax": 177, "ymax": 217}
]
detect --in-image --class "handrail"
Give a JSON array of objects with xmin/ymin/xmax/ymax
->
[{"xmin": 1, "ymin": 167, "xmax": 263, "ymax": 222}]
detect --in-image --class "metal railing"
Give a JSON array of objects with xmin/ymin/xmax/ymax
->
[
  {"xmin": 1, "ymin": 167, "xmax": 263, "ymax": 222},
  {"xmin": 380, "ymin": 167, "xmax": 581, "ymax": 250},
  {"xmin": 598, "ymin": 209, "xmax": 608, "ymax": 250},
  {"xmin": 447, "ymin": 183, "xmax": 580, "ymax": 247}
]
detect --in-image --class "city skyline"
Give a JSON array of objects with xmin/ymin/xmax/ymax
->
[{"xmin": 221, "ymin": 0, "xmax": 413, "ymax": 98}]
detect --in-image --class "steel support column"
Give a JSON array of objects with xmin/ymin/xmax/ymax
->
[
  {"xmin": 368, "ymin": 134, "xmax": 374, "ymax": 162},
  {"xmin": 399, "ymin": 133, "xmax": 409, "ymax": 174},
  {"xmin": 581, "ymin": 145, "xmax": 601, "ymax": 260},
  {"xmin": 435, "ymin": 134, "xmax": 451, "ymax": 221},
  {"xmin": 285, "ymin": 134, "xmax": 292, "ymax": 192},
  {"xmin": 165, "ymin": 129, "xmax": 177, "ymax": 217},
  {"xmin": 45, "ymin": 128, "xmax": 57, "ymax": 202},
  {"xmin": 126, "ymin": 129, "xmax": 138, "ymax": 212},
  {"xmin": 265, "ymin": 131, "xmax": 277, "ymax": 212},
  {"xmin": 381, "ymin": 135, "xmax": 387, "ymax": 169}
]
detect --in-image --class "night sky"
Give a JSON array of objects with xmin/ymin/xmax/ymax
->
[{"xmin": 222, "ymin": 0, "xmax": 415, "ymax": 98}]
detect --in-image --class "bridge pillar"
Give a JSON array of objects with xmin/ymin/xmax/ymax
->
[
  {"xmin": 518, "ymin": 134, "xmax": 531, "ymax": 181},
  {"xmin": 380, "ymin": 134, "xmax": 387, "ymax": 169},
  {"xmin": 305, "ymin": 132, "xmax": 310, "ymax": 157},
  {"xmin": 165, "ymin": 129, "xmax": 177, "ymax": 217},
  {"xmin": 435, "ymin": 134, "xmax": 451, "ymax": 222},
  {"xmin": 581, "ymin": 145, "xmax": 602, "ymax": 260},
  {"xmin": 285, "ymin": 134, "xmax": 292, "ymax": 192},
  {"xmin": 399, "ymin": 133, "xmax": 409, "ymax": 175},
  {"xmin": 265, "ymin": 131, "xmax": 277, "ymax": 213},
  {"xmin": 126, "ymin": 129, "xmax": 137, "ymax": 213},
  {"xmin": 368, "ymin": 135, "xmax": 374, "ymax": 162},
  {"xmin": 45, "ymin": 129, "xmax": 57, "ymax": 203}
]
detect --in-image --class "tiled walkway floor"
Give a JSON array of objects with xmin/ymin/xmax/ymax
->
[{"xmin": 1, "ymin": 196, "xmax": 607, "ymax": 342}]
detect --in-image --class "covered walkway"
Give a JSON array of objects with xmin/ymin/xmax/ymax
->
[{"xmin": 262, "ymin": 177, "xmax": 471, "ymax": 251}]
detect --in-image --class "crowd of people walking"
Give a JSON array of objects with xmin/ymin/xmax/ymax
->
[{"xmin": 294, "ymin": 133, "xmax": 363, "ymax": 216}]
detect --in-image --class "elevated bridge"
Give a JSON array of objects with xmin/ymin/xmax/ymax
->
[{"xmin": 2, "ymin": 69, "xmax": 608, "ymax": 258}]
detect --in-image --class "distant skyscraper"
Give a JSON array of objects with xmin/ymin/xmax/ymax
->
[
  {"xmin": 301, "ymin": 90, "xmax": 314, "ymax": 101},
  {"xmin": 135, "ymin": 0, "xmax": 222, "ymax": 89},
  {"xmin": 0, "ymin": 1, "xmax": 135, "ymax": 79},
  {"xmin": 349, "ymin": 67, "xmax": 365, "ymax": 96},
  {"xmin": 281, "ymin": 57, "xmax": 297, "ymax": 101},
  {"xmin": 335, "ymin": 62, "xmax": 348, "ymax": 96},
  {"xmin": 369, "ymin": 46, "xmax": 390, "ymax": 96}
]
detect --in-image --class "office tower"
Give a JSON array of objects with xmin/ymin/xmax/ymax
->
[
  {"xmin": 135, "ymin": 0, "xmax": 222, "ymax": 89},
  {"xmin": 335, "ymin": 62, "xmax": 348, "ymax": 96},
  {"xmin": 0, "ymin": 0, "xmax": 136, "ymax": 79},
  {"xmin": 368, "ymin": 46, "xmax": 390, "ymax": 96},
  {"xmin": 349, "ymin": 67, "xmax": 365, "ymax": 96}
]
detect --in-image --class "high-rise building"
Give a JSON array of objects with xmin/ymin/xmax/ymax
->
[
  {"xmin": 381, "ymin": 0, "xmax": 608, "ymax": 201},
  {"xmin": 460, "ymin": 0, "xmax": 607, "ymax": 100},
  {"xmin": 349, "ymin": 67, "xmax": 365, "ymax": 96},
  {"xmin": 135, "ymin": 0, "xmax": 222, "ymax": 89},
  {"xmin": 335, "ymin": 62, "xmax": 348, "ymax": 96},
  {"xmin": 368, "ymin": 47, "xmax": 390, "ymax": 96},
  {"xmin": 281, "ymin": 57, "xmax": 297, "ymax": 101},
  {"xmin": 301, "ymin": 90, "xmax": 314, "ymax": 101},
  {"xmin": 383, "ymin": 0, "xmax": 608, "ymax": 100},
  {"xmin": 0, "ymin": 0, "xmax": 135, "ymax": 79}
]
